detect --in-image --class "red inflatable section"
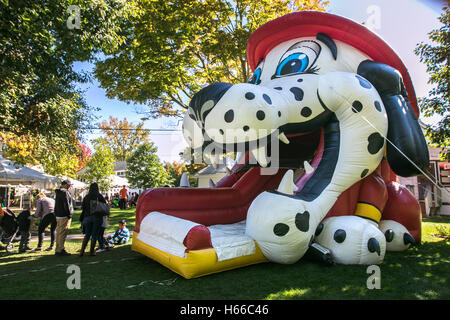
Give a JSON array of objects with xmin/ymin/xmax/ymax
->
[
  {"xmin": 382, "ymin": 181, "xmax": 422, "ymax": 243},
  {"xmin": 135, "ymin": 165, "xmax": 288, "ymax": 251}
]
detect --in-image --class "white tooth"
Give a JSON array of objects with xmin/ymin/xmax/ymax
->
[
  {"xmin": 278, "ymin": 132, "xmax": 290, "ymax": 144},
  {"xmin": 208, "ymin": 178, "xmax": 216, "ymax": 188},
  {"xmin": 235, "ymin": 152, "xmax": 246, "ymax": 165},
  {"xmin": 225, "ymin": 167, "xmax": 232, "ymax": 175},
  {"xmin": 251, "ymin": 147, "xmax": 268, "ymax": 167},
  {"xmin": 179, "ymin": 172, "xmax": 190, "ymax": 187},
  {"xmin": 211, "ymin": 154, "xmax": 220, "ymax": 169},
  {"xmin": 277, "ymin": 170, "xmax": 295, "ymax": 195},
  {"xmin": 304, "ymin": 161, "xmax": 314, "ymax": 174}
]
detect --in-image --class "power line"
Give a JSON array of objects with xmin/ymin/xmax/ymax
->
[{"xmin": 79, "ymin": 127, "xmax": 181, "ymax": 132}]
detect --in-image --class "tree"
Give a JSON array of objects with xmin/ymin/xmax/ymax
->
[
  {"xmin": 0, "ymin": 131, "xmax": 87, "ymax": 178},
  {"xmin": 126, "ymin": 142, "xmax": 169, "ymax": 189},
  {"xmin": 0, "ymin": 0, "xmax": 137, "ymax": 155},
  {"xmin": 80, "ymin": 141, "xmax": 115, "ymax": 191},
  {"xmin": 414, "ymin": 6, "xmax": 449, "ymax": 159},
  {"xmin": 97, "ymin": 116, "xmax": 150, "ymax": 161},
  {"xmin": 94, "ymin": 0, "xmax": 328, "ymax": 118},
  {"xmin": 77, "ymin": 143, "xmax": 92, "ymax": 171}
]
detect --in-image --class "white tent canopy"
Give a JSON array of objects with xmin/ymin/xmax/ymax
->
[
  {"xmin": 0, "ymin": 156, "xmax": 60, "ymax": 189},
  {"xmin": 109, "ymin": 174, "xmax": 130, "ymax": 187}
]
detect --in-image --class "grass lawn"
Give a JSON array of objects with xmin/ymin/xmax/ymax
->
[{"xmin": 0, "ymin": 210, "xmax": 449, "ymax": 300}]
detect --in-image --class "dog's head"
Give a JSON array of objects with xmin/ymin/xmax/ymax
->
[{"xmin": 183, "ymin": 11, "xmax": 428, "ymax": 178}]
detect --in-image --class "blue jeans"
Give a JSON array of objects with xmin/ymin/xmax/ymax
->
[{"xmin": 82, "ymin": 215, "xmax": 102, "ymax": 241}]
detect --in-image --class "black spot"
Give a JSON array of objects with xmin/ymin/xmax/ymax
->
[
  {"xmin": 263, "ymin": 94, "xmax": 272, "ymax": 105},
  {"xmin": 274, "ymin": 223, "xmax": 289, "ymax": 236},
  {"xmin": 333, "ymin": 229, "xmax": 346, "ymax": 243},
  {"xmin": 403, "ymin": 233, "xmax": 415, "ymax": 246},
  {"xmin": 224, "ymin": 109, "xmax": 234, "ymax": 123},
  {"xmin": 367, "ymin": 132, "xmax": 385, "ymax": 154},
  {"xmin": 367, "ymin": 238, "xmax": 381, "ymax": 256},
  {"xmin": 355, "ymin": 74, "xmax": 372, "ymax": 89},
  {"xmin": 385, "ymin": 229, "xmax": 394, "ymax": 242},
  {"xmin": 352, "ymin": 100, "xmax": 363, "ymax": 113},
  {"xmin": 297, "ymin": 78, "xmax": 303, "ymax": 82},
  {"xmin": 256, "ymin": 110, "xmax": 265, "ymax": 121},
  {"xmin": 360, "ymin": 169, "xmax": 369, "ymax": 178},
  {"xmin": 274, "ymin": 87, "xmax": 282, "ymax": 91},
  {"xmin": 219, "ymin": 129, "xmax": 224, "ymax": 135},
  {"xmin": 278, "ymin": 111, "xmax": 282, "ymax": 117},
  {"xmin": 290, "ymin": 87, "xmax": 304, "ymax": 101},
  {"xmin": 301, "ymin": 107, "xmax": 312, "ymax": 117},
  {"xmin": 374, "ymin": 101, "xmax": 382, "ymax": 112},
  {"xmin": 317, "ymin": 33, "xmax": 337, "ymax": 60},
  {"xmin": 295, "ymin": 211, "xmax": 310, "ymax": 232},
  {"xmin": 245, "ymin": 92, "xmax": 255, "ymax": 100},
  {"xmin": 315, "ymin": 223, "xmax": 324, "ymax": 236},
  {"xmin": 243, "ymin": 126, "xmax": 249, "ymax": 132}
]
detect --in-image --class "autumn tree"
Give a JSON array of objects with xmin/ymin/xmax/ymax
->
[
  {"xmin": 94, "ymin": 0, "xmax": 328, "ymax": 118},
  {"xmin": 77, "ymin": 143, "xmax": 92, "ymax": 171},
  {"xmin": 164, "ymin": 161, "xmax": 206, "ymax": 187},
  {"xmin": 97, "ymin": 116, "xmax": 150, "ymax": 161},
  {"xmin": 415, "ymin": 6, "xmax": 449, "ymax": 159},
  {"xmin": 0, "ymin": 131, "xmax": 88, "ymax": 178},
  {"xmin": 0, "ymin": 0, "xmax": 137, "ymax": 162}
]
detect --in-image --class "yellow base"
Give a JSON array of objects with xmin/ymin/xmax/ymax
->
[{"xmin": 132, "ymin": 232, "xmax": 268, "ymax": 279}]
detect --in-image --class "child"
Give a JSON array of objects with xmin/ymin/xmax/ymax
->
[
  {"xmin": 106, "ymin": 219, "xmax": 130, "ymax": 247},
  {"xmin": 17, "ymin": 209, "xmax": 32, "ymax": 253}
]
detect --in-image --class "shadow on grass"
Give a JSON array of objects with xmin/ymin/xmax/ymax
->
[
  {"xmin": 422, "ymin": 216, "xmax": 450, "ymax": 224},
  {"xmin": 68, "ymin": 208, "xmax": 137, "ymax": 235},
  {"xmin": 1, "ymin": 234, "xmax": 448, "ymax": 300},
  {"xmin": 255, "ymin": 239, "xmax": 449, "ymax": 300}
]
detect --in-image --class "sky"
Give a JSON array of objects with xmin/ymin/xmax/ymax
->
[{"xmin": 76, "ymin": 0, "xmax": 447, "ymax": 163}]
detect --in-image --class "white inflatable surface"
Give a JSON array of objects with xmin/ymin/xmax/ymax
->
[
  {"xmin": 208, "ymin": 221, "xmax": 256, "ymax": 261},
  {"xmin": 137, "ymin": 212, "xmax": 200, "ymax": 258},
  {"xmin": 138, "ymin": 212, "xmax": 255, "ymax": 261}
]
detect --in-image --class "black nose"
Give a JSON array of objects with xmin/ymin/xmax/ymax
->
[{"xmin": 189, "ymin": 82, "xmax": 232, "ymax": 123}]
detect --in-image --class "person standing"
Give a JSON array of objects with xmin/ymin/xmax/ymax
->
[
  {"xmin": 30, "ymin": 193, "xmax": 56, "ymax": 251},
  {"xmin": 79, "ymin": 183, "xmax": 107, "ymax": 257},
  {"xmin": 54, "ymin": 179, "xmax": 74, "ymax": 256},
  {"xmin": 119, "ymin": 185, "xmax": 128, "ymax": 210},
  {"xmin": 17, "ymin": 208, "xmax": 32, "ymax": 253}
]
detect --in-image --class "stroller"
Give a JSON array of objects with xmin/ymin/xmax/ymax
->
[{"xmin": 0, "ymin": 208, "xmax": 19, "ymax": 252}]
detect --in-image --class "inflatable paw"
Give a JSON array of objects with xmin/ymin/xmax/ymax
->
[
  {"xmin": 315, "ymin": 216, "xmax": 386, "ymax": 265},
  {"xmin": 379, "ymin": 220, "xmax": 415, "ymax": 251}
]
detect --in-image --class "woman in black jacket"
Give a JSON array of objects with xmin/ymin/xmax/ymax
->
[{"xmin": 80, "ymin": 183, "xmax": 107, "ymax": 256}]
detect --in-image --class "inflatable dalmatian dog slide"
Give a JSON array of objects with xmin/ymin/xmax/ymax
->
[{"xmin": 132, "ymin": 11, "xmax": 429, "ymax": 278}]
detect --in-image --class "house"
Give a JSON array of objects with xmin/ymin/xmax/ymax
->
[
  {"xmin": 193, "ymin": 157, "xmax": 234, "ymax": 188},
  {"xmin": 397, "ymin": 145, "xmax": 449, "ymax": 216}
]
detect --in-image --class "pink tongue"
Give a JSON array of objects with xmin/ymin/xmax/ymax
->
[{"xmin": 295, "ymin": 128, "xmax": 324, "ymax": 192}]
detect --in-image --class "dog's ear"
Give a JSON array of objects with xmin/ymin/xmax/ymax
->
[{"xmin": 357, "ymin": 60, "xmax": 429, "ymax": 177}]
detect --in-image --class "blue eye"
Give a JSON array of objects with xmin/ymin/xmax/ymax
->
[
  {"xmin": 248, "ymin": 68, "xmax": 262, "ymax": 84},
  {"xmin": 276, "ymin": 53, "xmax": 309, "ymax": 76}
]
